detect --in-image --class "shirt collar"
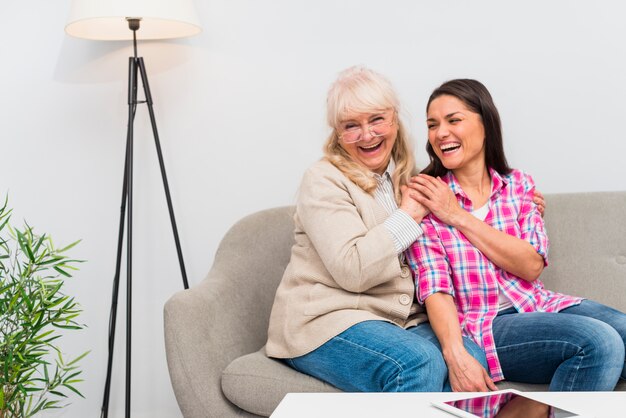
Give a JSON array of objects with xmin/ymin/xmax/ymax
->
[{"xmin": 374, "ymin": 159, "xmax": 395, "ymax": 183}]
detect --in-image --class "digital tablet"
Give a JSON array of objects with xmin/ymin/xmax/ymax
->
[{"xmin": 431, "ymin": 389, "xmax": 590, "ymax": 418}]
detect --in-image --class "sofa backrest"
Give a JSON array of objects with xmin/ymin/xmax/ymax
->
[
  {"xmin": 214, "ymin": 191, "xmax": 626, "ymax": 350},
  {"xmin": 539, "ymin": 191, "xmax": 626, "ymax": 312},
  {"xmin": 211, "ymin": 206, "xmax": 296, "ymax": 351}
]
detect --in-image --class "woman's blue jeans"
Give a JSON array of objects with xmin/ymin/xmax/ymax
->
[
  {"xmin": 493, "ymin": 300, "xmax": 626, "ymax": 391},
  {"xmin": 285, "ymin": 320, "xmax": 488, "ymax": 392}
]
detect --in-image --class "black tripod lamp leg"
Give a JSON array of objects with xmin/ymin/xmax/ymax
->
[
  {"xmin": 137, "ymin": 57, "xmax": 189, "ymax": 289},
  {"xmin": 100, "ymin": 55, "xmax": 138, "ymax": 418},
  {"xmin": 100, "ymin": 115, "xmax": 130, "ymax": 418},
  {"xmin": 124, "ymin": 56, "xmax": 138, "ymax": 418}
]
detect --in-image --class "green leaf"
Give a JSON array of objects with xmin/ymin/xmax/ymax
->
[
  {"xmin": 57, "ymin": 263, "xmax": 81, "ymax": 271},
  {"xmin": 62, "ymin": 383, "xmax": 84, "ymax": 398},
  {"xmin": 51, "ymin": 324, "xmax": 82, "ymax": 330},
  {"xmin": 20, "ymin": 288, "xmax": 34, "ymax": 311},
  {"xmin": 62, "ymin": 371, "xmax": 82, "ymax": 382},
  {"xmin": 35, "ymin": 256, "xmax": 64, "ymax": 266},
  {"xmin": 57, "ymin": 239, "xmax": 81, "ymax": 253},
  {"xmin": 66, "ymin": 350, "xmax": 90, "ymax": 366},
  {"xmin": 53, "ymin": 266, "xmax": 71, "ymax": 277},
  {"xmin": 31, "ymin": 234, "xmax": 46, "ymax": 258},
  {"xmin": 23, "ymin": 387, "xmax": 42, "ymax": 393},
  {"xmin": 16, "ymin": 230, "xmax": 35, "ymax": 263},
  {"xmin": 0, "ymin": 211, "xmax": 11, "ymax": 232}
]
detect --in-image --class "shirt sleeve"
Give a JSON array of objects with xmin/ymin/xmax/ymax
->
[
  {"xmin": 297, "ymin": 163, "xmax": 402, "ymax": 293},
  {"xmin": 407, "ymin": 216, "xmax": 455, "ymax": 303},
  {"xmin": 383, "ymin": 209, "xmax": 424, "ymax": 253},
  {"xmin": 518, "ymin": 172, "xmax": 549, "ymax": 265}
]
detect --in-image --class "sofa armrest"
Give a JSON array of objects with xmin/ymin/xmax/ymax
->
[
  {"xmin": 164, "ymin": 273, "xmax": 264, "ymax": 418},
  {"xmin": 164, "ymin": 206, "xmax": 295, "ymax": 418}
]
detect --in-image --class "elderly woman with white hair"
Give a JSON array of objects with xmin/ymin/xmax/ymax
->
[{"xmin": 265, "ymin": 66, "xmax": 503, "ymax": 392}]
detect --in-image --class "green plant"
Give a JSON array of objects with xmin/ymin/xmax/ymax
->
[{"xmin": 0, "ymin": 199, "xmax": 88, "ymax": 418}]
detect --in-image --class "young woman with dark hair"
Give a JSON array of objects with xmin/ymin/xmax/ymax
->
[{"xmin": 408, "ymin": 79, "xmax": 626, "ymax": 392}]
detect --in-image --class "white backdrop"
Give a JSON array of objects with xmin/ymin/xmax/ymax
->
[{"xmin": 1, "ymin": 1, "xmax": 625, "ymax": 417}]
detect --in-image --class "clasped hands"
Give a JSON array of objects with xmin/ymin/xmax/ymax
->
[
  {"xmin": 400, "ymin": 174, "xmax": 546, "ymax": 224},
  {"xmin": 399, "ymin": 174, "xmax": 466, "ymax": 225}
]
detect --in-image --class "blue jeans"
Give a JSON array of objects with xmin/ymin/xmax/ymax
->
[
  {"xmin": 285, "ymin": 320, "xmax": 488, "ymax": 392},
  {"xmin": 493, "ymin": 300, "xmax": 626, "ymax": 391}
]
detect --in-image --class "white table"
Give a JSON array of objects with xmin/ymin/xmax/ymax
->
[{"xmin": 270, "ymin": 391, "xmax": 625, "ymax": 417}]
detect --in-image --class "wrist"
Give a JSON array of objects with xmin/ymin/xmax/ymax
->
[
  {"xmin": 442, "ymin": 344, "xmax": 467, "ymax": 366},
  {"xmin": 398, "ymin": 207, "xmax": 424, "ymax": 224},
  {"xmin": 450, "ymin": 209, "xmax": 469, "ymax": 229}
]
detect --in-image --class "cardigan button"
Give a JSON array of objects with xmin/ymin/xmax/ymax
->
[
  {"xmin": 399, "ymin": 294, "xmax": 412, "ymax": 305},
  {"xmin": 400, "ymin": 266, "xmax": 411, "ymax": 278}
]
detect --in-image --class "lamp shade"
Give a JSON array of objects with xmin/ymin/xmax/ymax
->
[{"xmin": 65, "ymin": 0, "xmax": 202, "ymax": 41}]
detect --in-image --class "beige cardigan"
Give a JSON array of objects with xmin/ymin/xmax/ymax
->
[{"xmin": 266, "ymin": 160, "xmax": 427, "ymax": 359}]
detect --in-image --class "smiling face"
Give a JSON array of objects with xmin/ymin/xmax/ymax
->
[
  {"xmin": 426, "ymin": 95, "xmax": 486, "ymax": 174},
  {"xmin": 338, "ymin": 110, "xmax": 398, "ymax": 175}
]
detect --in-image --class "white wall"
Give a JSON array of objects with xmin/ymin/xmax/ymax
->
[{"xmin": 1, "ymin": 1, "xmax": 625, "ymax": 417}]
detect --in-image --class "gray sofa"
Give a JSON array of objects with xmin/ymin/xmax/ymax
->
[{"xmin": 164, "ymin": 191, "xmax": 626, "ymax": 417}]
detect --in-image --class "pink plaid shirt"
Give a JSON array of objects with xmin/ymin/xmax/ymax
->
[{"xmin": 408, "ymin": 168, "xmax": 582, "ymax": 381}]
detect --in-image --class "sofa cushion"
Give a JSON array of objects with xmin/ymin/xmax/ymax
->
[
  {"xmin": 222, "ymin": 347, "xmax": 626, "ymax": 417},
  {"xmin": 221, "ymin": 347, "xmax": 341, "ymax": 417}
]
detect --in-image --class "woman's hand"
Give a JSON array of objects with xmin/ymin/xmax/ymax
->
[
  {"xmin": 445, "ymin": 348, "xmax": 498, "ymax": 392},
  {"xmin": 400, "ymin": 184, "xmax": 430, "ymax": 223},
  {"xmin": 533, "ymin": 190, "xmax": 545, "ymax": 217},
  {"xmin": 424, "ymin": 293, "xmax": 497, "ymax": 392},
  {"xmin": 411, "ymin": 174, "xmax": 546, "ymax": 220},
  {"xmin": 408, "ymin": 174, "xmax": 465, "ymax": 226}
]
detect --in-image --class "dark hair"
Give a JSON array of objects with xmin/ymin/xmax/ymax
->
[{"xmin": 421, "ymin": 79, "xmax": 511, "ymax": 177}]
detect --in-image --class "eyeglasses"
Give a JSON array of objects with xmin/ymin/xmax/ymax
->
[{"xmin": 338, "ymin": 113, "xmax": 395, "ymax": 144}]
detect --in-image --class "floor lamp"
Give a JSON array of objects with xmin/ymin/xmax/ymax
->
[{"xmin": 65, "ymin": 2, "xmax": 201, "ymax": 417}]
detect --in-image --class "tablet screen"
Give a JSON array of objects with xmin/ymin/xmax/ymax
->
[{"xmin": 432, "ymin": 389, "xmax": 583, "ymax": 418}]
